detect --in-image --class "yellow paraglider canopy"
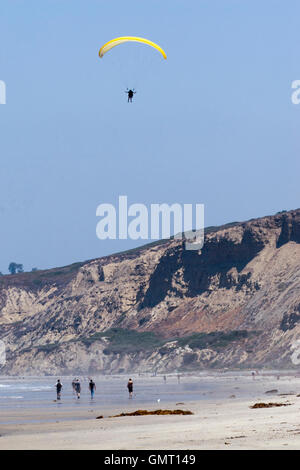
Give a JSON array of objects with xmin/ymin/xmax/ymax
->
[{"xmin": 99, "ymin": 36, "xmax": 167, "ymax": 60}]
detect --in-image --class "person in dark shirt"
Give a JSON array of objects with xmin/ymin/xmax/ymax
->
[
  {"xmin": 127, "ymin": 378, "xmax": 133, "ymax": 398},
  {"xmin": 55, "ymin": 379, "xmax": 62, "ymax": 400},
  {"xmin": 125, "ymin": 89, "xmax": 136, "ymax": 103},
  {"xmin": 74, "ymin": 379, "xmax": 81, "ymax": 399},
  {"xmin": 89, "ymin": 379, "xmax": 96, "ymax": 399}
]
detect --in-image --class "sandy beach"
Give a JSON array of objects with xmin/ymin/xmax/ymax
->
[
  {"xmin": 1, "ymin": 397, "xmax": 300, "ymax": 450},
  {"xmin": 1, "ymin": 372, "xmax": 300, "ymax": 449}
]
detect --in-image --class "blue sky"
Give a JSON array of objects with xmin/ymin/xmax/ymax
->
[{"xmin": 0, "ymin": 0, "xmax": 299, "ymax": 272}]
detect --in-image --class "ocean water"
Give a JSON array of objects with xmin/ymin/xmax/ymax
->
[{"xmin": 0, "ymin": 371, "xmax": 298, "ymax": 424}]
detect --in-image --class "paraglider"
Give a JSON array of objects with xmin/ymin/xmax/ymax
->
[
  {"xmin": 125, "ymin": 88, "xmax": 136, "ymax": 103},
  {"xmin": 99, "ymin": 36, "xmax": 167, "ymax": 60},
  {"xmin": 99, "ymin": 36, "xmax": 166, "ymax": 102}
]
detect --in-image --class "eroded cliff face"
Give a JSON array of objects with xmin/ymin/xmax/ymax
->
[{"xmin": 0, "ymin": 209, "xmax": 299, "ymax": 375}]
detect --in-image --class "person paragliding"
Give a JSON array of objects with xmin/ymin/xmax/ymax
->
[
  {"xmin": 125, "ymin": 88, "xmax": 136, "ymax": 103},
  {"xmin": 99, "ymin": 36, "xmax": 166, "ymax": 102}
]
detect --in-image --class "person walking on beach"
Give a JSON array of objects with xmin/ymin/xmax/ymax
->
[
  {"xmin": 127, "ymin": 378, "xmax": 133, "ymax": 399},
  {"xmin": 74, "ymin": 378, "xmax": 81, "ymax": 399},
  {"xmin": 89, "ymin": 379, "xmax": 96, "ymax": 399},
  {"xmin": 55, "ymin": 379, "xmax": 62, "ymax": 400}
]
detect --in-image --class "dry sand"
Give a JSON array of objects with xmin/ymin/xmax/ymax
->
[{"xmin": 1, "ymin": 394, "xmax": 300, "ymax": 449}]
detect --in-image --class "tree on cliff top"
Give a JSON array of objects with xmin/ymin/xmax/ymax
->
[{"xmin": 8, "ymin": 262, "xmax": 24, "ymax": 274}]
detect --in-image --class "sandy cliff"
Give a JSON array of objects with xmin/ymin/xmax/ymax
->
[{"xmin": 0, "ymin": 209, "xmax": 299, "ymax": 374}]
